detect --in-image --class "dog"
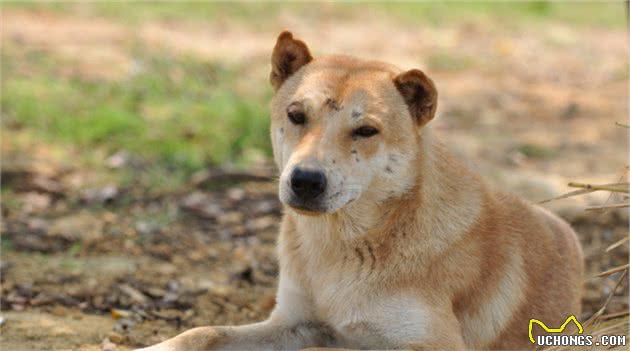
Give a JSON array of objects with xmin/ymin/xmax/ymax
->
[{"xmin": 139, "ymin": 31, "xmax": 584, "ymax": 351}]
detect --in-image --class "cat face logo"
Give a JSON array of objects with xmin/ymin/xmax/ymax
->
[{"xmin": 528, "ymin": 315, "xmax": 584, "ymax": 343}]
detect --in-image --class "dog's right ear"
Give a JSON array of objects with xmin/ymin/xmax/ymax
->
[{"xmin": 270, "ymin": 31, "xmax": 313, "ymax": 91}]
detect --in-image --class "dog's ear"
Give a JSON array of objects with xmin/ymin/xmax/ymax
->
[
  {"xmin": 393, "ymin": 69, "xmax": 438, "ymax": 126},
  {"xmin": 270, "ymin": 31, "xmax": 313, "ymax": 91}
]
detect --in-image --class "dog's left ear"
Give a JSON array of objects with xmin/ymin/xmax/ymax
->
[
  {"xmin": 393, "ymin": 69, "xmax": 438, "ymax": 127},
  {"xmin": 270, "ymin": 31, "xmax": 313, "ymax": 91}
]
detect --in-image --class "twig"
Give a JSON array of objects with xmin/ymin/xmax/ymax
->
[
  {"xmin": 600, "ymin": 169, "xmax": 630, "ymax": 211},
  {"xmin": 586, "ymin": 319, "xmax": 629, "ymax": 340},
  {"xmin": 596, "ymin": 264, "xmax": 629, "ymax": 278},
  {"xmin": 538, "ymin": 187, "xmax": 598, "ymax": 204},
  {"xmin": 615, "ymin": 121, "xmax": 630, "ymax": 128},
  {"xmin": 586, "ymin": 269, "xmax": 628, "ymax": 323},
  {"xmin": 607, "ymin": 237, "xmax": 630, "ymax": 252},
  {"xmin": 585, "ymin": 202, "xmax": 630, "ymax": 211},
  {"xmin": 599, "ymin": 311, "xmax": 630, "ymax": 320},
  {"xmin": 539, "ymin": 182, "xmax": 629, "ymax": 204},
  {"xmin": 568, "ymin": 182, "xmax": 629, "ymax": 193}
]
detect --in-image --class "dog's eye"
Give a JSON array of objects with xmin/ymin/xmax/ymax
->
[
  {"xmin": 287, "ymin": 103, "xmax": 306, "ymax": 125},
  {"xmin": 352, "ymin": 126, "xmax": 379, "ymax": 138},
  {"xmin": 288, "ymin": 111, "xmax": 306, "ymax": 125}
]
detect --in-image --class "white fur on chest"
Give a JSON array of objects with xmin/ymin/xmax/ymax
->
[
  {"xmin": 295, "ymin": 239, "xmax": 430, "ymax": 348},
  {"xmin": 321, "ymin": 289, "xmax": 431, "ymax": 349}
]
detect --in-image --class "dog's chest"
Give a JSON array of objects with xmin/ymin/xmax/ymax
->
[
  {"xmin": 303, "ymin": 259, "xmax": 430, "ymax": 348},
  {"xmin": 298, "ymin": 242, "xmax": 386, "ymax": 331},
  {"xmin": 286, "ymin": 221, "xmax": 431, "ymax": 348},
  {"xmin": 311, "ymin": 265, "xmax": 363, "ymax": 324}
]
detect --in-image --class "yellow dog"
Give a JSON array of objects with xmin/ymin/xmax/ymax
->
[{"xmin": 139, "ymin": 31, "xmax": 583, "ymax": 351}]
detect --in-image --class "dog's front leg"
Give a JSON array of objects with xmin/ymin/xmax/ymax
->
[
  {"xmin": 136, "ymin": 319, "xmax": 334, "ymax": 351},
  {"xmin": 137, "ymin": 270, "xmax": 333, "ymax": 351}
]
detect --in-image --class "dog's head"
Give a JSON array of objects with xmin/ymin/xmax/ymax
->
[{"xmin": 269, "ymin": 31, "xmax": 438, "ymax": 215}]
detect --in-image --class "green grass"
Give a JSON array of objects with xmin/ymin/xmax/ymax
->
[
  {"xmin": 1, "ymin": 2, "xmax": 624, "ymax": 173},
  {"xmin": 1, "ymin": 49, "xmax": 272, "ymax": 174},
  {"xmin": 4, "ymin": 1, "xmax": 625, "ymax": 28},
  {"xmin": 518, "ymin": 143, "xmax": 556, "ymax": 159},
  {"xmin": 1, "ymin": 1, "xmax": 624, "ymax": 193},
  {"xmin": 371, "ymin": 1, "xmax": 625, "ymax": 28}
]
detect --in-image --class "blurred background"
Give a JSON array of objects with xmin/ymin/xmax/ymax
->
[{"xmin": 1, "ymin": 2, "xmax": 628, "ymax": 350}]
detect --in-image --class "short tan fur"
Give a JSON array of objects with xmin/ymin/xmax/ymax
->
[{"xmin": 139, "ymin": 31, "xmax": 583, "ymax": 351}]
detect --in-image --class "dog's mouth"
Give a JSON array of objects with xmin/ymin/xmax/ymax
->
[
  {"xmin": 285, "ymin": 198, "xmax": 329, "ymax": 215},
  {"xmin": 284, "ymin": 193, "xmax": 358, "ymax": 215}
]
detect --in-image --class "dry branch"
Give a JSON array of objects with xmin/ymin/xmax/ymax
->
[
  {"xmin": 596, "ymin": 264, "xmax": 629, "ymax": 278},
  {"xmin": 606, "ymin": 237, "xmax": 630, "ymax": 252},
  {"xmin": 585, "ymin": 202, "xmax": 630, "ymax": 211},
  {"xmin": 567, "ymin": 182, "xmax": 629, "ymax": 193},
  {"xmin": 587, "ymin": 269, "xmax": 628, "ymax": 323},
  {"xmin": 539, "ymin": 182, "xmax": 629, "ymax": 204}
]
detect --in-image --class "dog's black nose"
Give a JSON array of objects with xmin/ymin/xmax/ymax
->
[{"xmin": 290, "ymin": 167, "xmax": 327, "ymax": 200}]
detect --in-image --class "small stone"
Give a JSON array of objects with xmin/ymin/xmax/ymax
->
[
  {"xmin": 135, "ymin": 221, "xmax": 156, "ymax": 235},
  {"xmin": 156, "ymin": 263, "xmax": 177, "ymax": 275},
  {"xmin": 118, "ymin": 284, "xmax": 149, "ymax": 304},
  {"xmin": 253, "ymin": 200, "xmax": 277, "ymax": 214},
  {"xmin": 101, "ymin": 337, "xmax": 117, "ymax": 351},
  {"xmin": 227, "ymin": 188, "xmax": 246, "ymax": 202},
  {"xmin": 182, "ymin": 309, "xmax": 195, "ymax": 321},
  {"xmin": 246, "ymin": 216, "xmax": 275, "ymax": 232},
  {"xmin": 81, "ymin": 185, "xmax": 119, "ymax": 204},
  {"xmin": 181, "ymin": 192, "xmax": 222, "ymax": 219},
  {"xmin": 108, "ymin": 331, "xmax": 124, "ymax": 344},
  {"xmin": 209, "ymin": 284, "xmax": 231, "ymax": 297}
]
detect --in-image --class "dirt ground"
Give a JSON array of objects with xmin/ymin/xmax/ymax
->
[{"xmin": 1, "ymin": 6, "xmax": 629, "ymax": 351}]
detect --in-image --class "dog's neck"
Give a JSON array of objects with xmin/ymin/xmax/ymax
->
[{"xmin": 287, "ymin": 129, "xmax": 484, "ymax": 252}]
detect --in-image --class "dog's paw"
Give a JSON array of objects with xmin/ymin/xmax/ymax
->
[{"xmin": 135, "ymin": 327, "xmax": 223, "ymax": 351}]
